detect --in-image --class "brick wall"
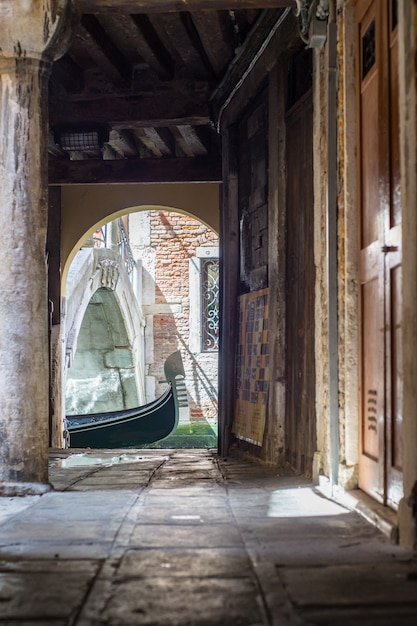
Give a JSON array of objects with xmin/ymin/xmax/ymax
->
[{"xmin": 131, "ymin": 210, "xmax": 219, "ymax": 421}]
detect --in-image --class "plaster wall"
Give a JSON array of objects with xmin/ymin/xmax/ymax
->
[
  {"xmin": 336, "ymin": 3, "xmax": 360, "ymax": 489},
  {"xmin": 60, "ymin": 183, "xmax": 220, "ymax": 287},
  {"xmin": 313, "ymin": 43, "xmax": 331, "ymax": 481},
  {"xmin": 312, "ymin": 4, "xmax": 360, "ymax": 490}
]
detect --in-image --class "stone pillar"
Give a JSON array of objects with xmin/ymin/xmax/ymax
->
[{"xmin": 0, "ymin": 1, "xmax": 69, "ymax": 494}]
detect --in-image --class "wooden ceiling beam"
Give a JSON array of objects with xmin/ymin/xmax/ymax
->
[
  {"xmin": 175, "ymin": 125, "xmax": 208, "ymax": 156},
  {"xmin": 72, "ymin": 1, "xmax": 295, "ymax": 13},
  {"xmin": 190, "ymin": 11, "xmax": 235, "ymax": 78},
  {"xmin": 170, "ymin": 126, "xmax": 195, "ymax": 157},
  {"xmin": 77, "ymin": 15, "xmax": 131, "ymax": 83},
  {"xmin": 149, "ymin": 13, "xmax": 211, "ymax": 79},
  {"xmin": 210, "ymin": 9, "xmax": 297, "ymax": 131},
  {"xmin": 49, "ymin": 82, "xmax": 212, "ymax": 127},
  {"xmin": 49, "ymin": 155, "xmax": 222, "ymax": 184},
  {"xmin": 126, "ymin": 14, "xmax": 175, "ymax": 80},
  {"xmin": 133, "ymin": 127, "xmax": 174, "ymax": 157},
  {"xmin": 108, "ymin": 129, "xmax": 139, "ymax": 157}
]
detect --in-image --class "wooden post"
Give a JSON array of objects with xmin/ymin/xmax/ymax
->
[{"xmin": 219, "ymin": 126, "xmax": 239, "ymax": 457}]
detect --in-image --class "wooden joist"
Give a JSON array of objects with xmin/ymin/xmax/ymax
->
[
  {"xmin": 49, "ymin": 80, "xmax": 212, "ymax": 127},
  {"xmin": 133, "ymin": 128, "xmax": 174, "ymax": 157},
  {"xmin": 77, "ymin": 15, "xmax": 131, "ymax": 84},
  {"xmin": 210, "ymin": 9, "xmax": 297, "ymax": 131},
  {"xmin": 72, "ymin": 1, "xmax": 296, "ymax": 14},
  {"xmin": 49, "ymin": 155, "xmax": 222, "ymax": 184}
]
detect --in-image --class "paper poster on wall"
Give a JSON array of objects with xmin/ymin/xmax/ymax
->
[{"xmin": 233, "ymin": 288, "xmax": 269, "ymax": 446}]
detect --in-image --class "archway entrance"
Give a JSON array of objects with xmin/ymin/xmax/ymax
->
[{"xmin": 61, "ymin": 206, "xmax": 219, "ymax": 450}]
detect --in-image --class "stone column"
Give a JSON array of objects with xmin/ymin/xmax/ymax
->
[{"xmin": 0, "ymin": 1, "xmax": 69, "ymax": 494}]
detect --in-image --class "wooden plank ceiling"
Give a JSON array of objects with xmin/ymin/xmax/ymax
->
[{"xmin": 49, "ymin": 0, "xmax": 294, "ymax": 184}]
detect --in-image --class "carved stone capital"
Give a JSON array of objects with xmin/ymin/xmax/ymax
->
[{"xmin": 0, "ymin": 0, "xmax": 72, "ymax": 62}]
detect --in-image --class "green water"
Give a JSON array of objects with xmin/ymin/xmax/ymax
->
[{"xmin": 138, "ymin": 420, "xmax": 218, "ymax": 449}]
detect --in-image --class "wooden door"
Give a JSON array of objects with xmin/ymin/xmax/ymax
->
[{"xmin": 357, "ymin": 0, "xmax": 402, "ymax": 508}]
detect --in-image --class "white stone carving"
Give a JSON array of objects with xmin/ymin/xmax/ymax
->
[{"xmin": 97, "ymin": 258, "xmax": 120, "ymax": 290}]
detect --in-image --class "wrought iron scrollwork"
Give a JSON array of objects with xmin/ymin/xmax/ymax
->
[{"xmin": 202, "ymin": 259, "xmax": 219, "ymax": 351}]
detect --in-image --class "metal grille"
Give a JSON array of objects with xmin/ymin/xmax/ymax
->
[
  {"xmin": 202, "ymin": 259, "xmax": 219, "ymax": 351},
  {"xmin": 60, "ymin": 131, "xmax": 101, "ymax": 152}
]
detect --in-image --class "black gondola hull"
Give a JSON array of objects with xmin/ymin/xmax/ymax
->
[
  {"xmin": 67, "ymin": 385, "xmax": 177, "ymax": 448},
  {"xmin": 66, "ymin": 351, "xmax": 185, "ymax": 449}
]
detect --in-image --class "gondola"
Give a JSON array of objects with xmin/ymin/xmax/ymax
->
[{"xmin": 66, "ymin": 351, "xmax": 186, "ymax": 448}]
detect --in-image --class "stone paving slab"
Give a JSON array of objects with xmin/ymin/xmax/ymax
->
[
  {"xmin": 143, "ymin": 492, "xmax": 227, "ymax": 506},
  {"xmin": 129, "ymin": 522, "xmax": 244, "ymax": 549},
  {"xmin": 236, "ymin": 514, "xmax": 383, "ymax": 540},
  {"xmin": 297, "ymin": 606, "xmax": 417, "ymax": 626},
  {"xmin": 0, "ymin": 519, "xmax": 121, "ymax": 543},
  {"xmin": 244, "ymin": 538, "xmax": 410, "ymax": 568},
  {"xmin": 134, "ymin": 502, "xmax": 234, "ymax": 524},
  {"xmin": 0, "ymin": 495, "xmax": 41, "ymax": 525},
  {"xmin": 0, "ymin": 539, "xmax": 114, "ymax": 560},
  {"xmin": 151, "ymin": 470, "xmax": 220, "ymax": 482},
  {"xmin": 0, "ymin": 489, "xmax": 139, "ymax": 560},
  {"xmin": 67, "ymin": 479, "xmax": 141, "ymax": 491},
  {"xmin": 0, "ymin": 559, "xmax": 100, "ymax": 622},
  {"xmin": 1, "ymin": 621, "xmax": 67, "ymax": 626},
  {"xmin": 116, "ymin": 547, "xmax": 254, "ymax": 578},
  {"xmin": 147, "ymin": 485, "xmax": 226, "ymax": 496},
  {"xmin": 100, "ymin": 576, "xmax": 267, "ymax": 626},
  {"xmin": 149, "ymin": 481, "xmax": 223, "ymax": 491},
  {"xmin": 280, "ymin": 562, "xmax": 417, "ymax": 625},
  {"xmin": 280, "ymin": 561, "xmax": 417, "ymax": 606}
]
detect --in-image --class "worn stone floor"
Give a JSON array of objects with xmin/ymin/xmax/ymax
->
[{"xmin": 0, "ymin": 448, "xmax": 416, "ymax": 625}]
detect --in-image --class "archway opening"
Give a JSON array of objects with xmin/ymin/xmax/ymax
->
[{"xmin": 63, "ymin": 207, "xmax": 219, "ymax": 450}]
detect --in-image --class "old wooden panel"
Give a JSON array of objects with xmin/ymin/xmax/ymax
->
[
  {"xmin": 237, "ymin": 89, "xmax": 269, "ymax": 293},
  {"xmin": 360, "ymin": 275, "xmax": 383, "ymax": 463},
  {"xmin": 285, "ymin": 86, "xmax": 315, "ymax": 477}
]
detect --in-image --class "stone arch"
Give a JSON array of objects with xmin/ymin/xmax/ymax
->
[
  {"xmin": 65, "ymin": 247, "xmax": 146, "ymax": 416},
  {"xmin": 59, "ymin": 191, "xmax": 220, "ymax": 444}
]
